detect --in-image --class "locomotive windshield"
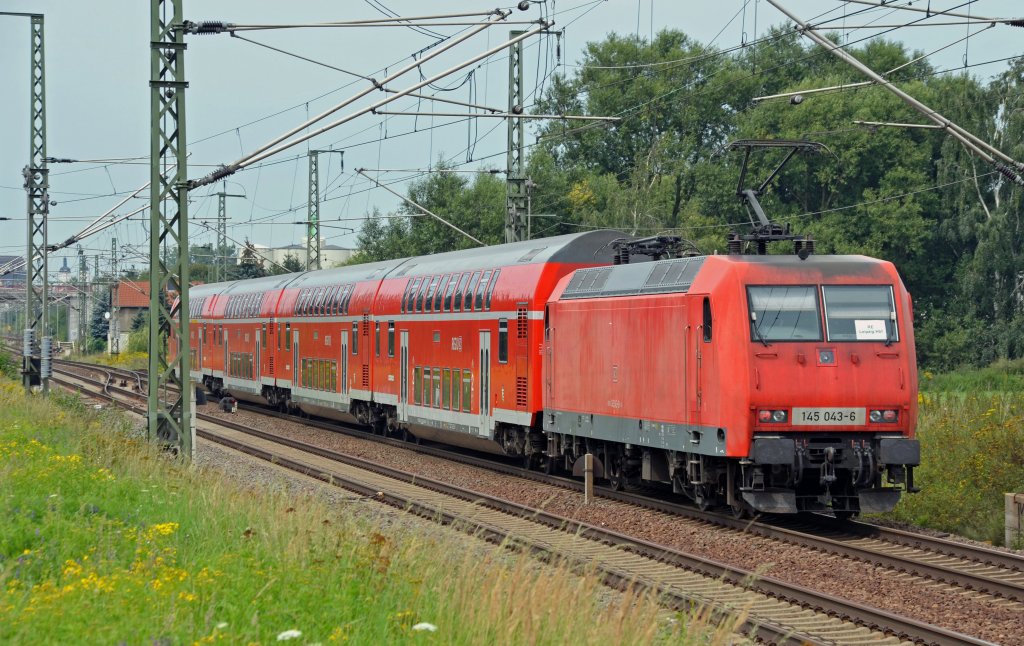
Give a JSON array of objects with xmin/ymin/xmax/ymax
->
[
  {"xmin": 822, "ymin": 285, "xmax": 898, "ymax": 343},
  {"xmin": 747, "ymin": 286, "xmax": 822, "ymax": 342}
]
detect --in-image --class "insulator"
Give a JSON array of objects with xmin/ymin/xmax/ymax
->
[
  {"xmin": 727, "ymin": 232, "xmax": 742, "ymax": 255},
  {"xmin": 23, "ymin": 328, "xmax": 34, "ymax": 356},
  {"xmin": 40, "ymin": 336, "xmax": 52, "ymax": 379},
  {"xmin": 192, "ymin": 20, "xmax": 229, "ymax": 35}
]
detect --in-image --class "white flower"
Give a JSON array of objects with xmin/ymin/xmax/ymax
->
[
  {"xmin": 411, "ymin": 623, "xmax": 437, "ymax": 632},
  {"xmin": 216, "ymin": 622, "xmax": 228, "ymax": 629},
  {"xmin": 276, "ymin": 629, "xmax": 302, "ymax": 641}
]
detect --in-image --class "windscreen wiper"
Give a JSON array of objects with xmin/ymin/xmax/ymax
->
[{"xmin": 750, "ymin": 312, "xmax": 771, "ymax": 347}]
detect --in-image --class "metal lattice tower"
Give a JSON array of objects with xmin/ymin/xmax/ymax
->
[
  {"xmin": 307, "ymin": 151, "xmax": 320, "ymax": 270},
  {"xmin": 7, "ymin": 13, "xmax": 50, "ymax": 392},
  {"xmin": 306, "ymin": 150, "xmax": 343, "ymax": 270},
  {"xmin": 505, "ymin": 30, "xmax": 527, "ymax": 244},
  {"xmin": 110, "ymin": 238, "xmax": 119, "ymax": 354},
  {"xmin": 149, "ymin": 0, "xmax": 194, "ymax": 458},
  {"xmin": 213, "ymin": 183, "xmax": 244, "ymax": 282},
  {"xmin": 77, "ymin": 245, "xmax": 88, "ymax": 347}
]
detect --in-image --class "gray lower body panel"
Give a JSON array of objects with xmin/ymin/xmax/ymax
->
[{"xmin": 544, "ymin": 409, "xmax": 725, "ymax": 456}]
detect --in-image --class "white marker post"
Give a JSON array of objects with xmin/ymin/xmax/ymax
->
[
  {"xmin": 1006, "ymin": 493, "xmax": 1024, "ymax": 548},
  {"xmin": 584, "ymin": 453, "xmax": 594, "ymax": 505}
]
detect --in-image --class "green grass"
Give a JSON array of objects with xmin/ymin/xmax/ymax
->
[
  {"xmin": 919, "ymin": 358, "xmax": 1024, "ymax": 393},
  {"xmin": 0, "ymin": 375, "xmax": 726, "ymax": 645},
  {"xmin": 887, "ymin": 389, "xmax": 1024, "ymax": 545}
]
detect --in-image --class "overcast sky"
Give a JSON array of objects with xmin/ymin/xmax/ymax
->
[{"xmin": 1, "ymin": 1, "xmax": 1020, "ymax": 275}]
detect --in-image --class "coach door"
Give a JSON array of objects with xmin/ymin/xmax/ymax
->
[
  {"xmin": 223, "ymin": 329, "xmax": 229, "ymax": 378},
  {"xmin": 341, "ymin": 330, "xmax": 349, "ymax": 395},
  {"xmin": 292, "ymin": 329, "xmax": 299, "ymax": 388},
  {"xmin": 254, "ymin": 329, "xmax": 260, "ymax": 382},
  {"xmin": 399, "ymin": 330, "xmax": 409, "ymax": 422},
  {"xmin": 478, "ymin": 330, "xmax": 492, "ymax": 436}
]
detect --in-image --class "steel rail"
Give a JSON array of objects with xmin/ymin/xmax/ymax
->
[{"xmin": 54, "ymin": 360, "xmax": 1024, "ymax": 601}]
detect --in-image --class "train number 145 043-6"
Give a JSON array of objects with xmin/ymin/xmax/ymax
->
[{"xmin": 791, "ymin": 407, "xmax": 865, "ymax": 426}]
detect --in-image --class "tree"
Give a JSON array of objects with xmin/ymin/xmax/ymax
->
[
  {"xmin": 90, "ymin": 288, "xmax": 111, "ymax": 350},
  {"xmin": 229, "ymin": 240, "xmax": 267, "ymax": 280}
]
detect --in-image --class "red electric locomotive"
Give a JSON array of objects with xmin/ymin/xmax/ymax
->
[{"xmin": 542, "ymin": 249, "xmax": 919, "ymax": 516}]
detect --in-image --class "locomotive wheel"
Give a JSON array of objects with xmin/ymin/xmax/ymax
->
[
  {"xmin": 730, "ymin": 502, "xmax": 750, "ymax": 519},
  {"xmin": 832, "ymin": 510, "xmax": 856, "ymax": 522},
  {"xmin": 606, "ymin": 467, "xmax": 626, "ymax": 491},
  {"xmin": 543, "ymin": 455, "xmax": 556, "ymax": 475}
]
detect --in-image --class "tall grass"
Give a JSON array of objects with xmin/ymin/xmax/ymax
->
[
  {"xmin": 888, "ymin": 389, "xmax": 1024, "ymax": 545},
  {"xmin": 0, "ymin": 378, "xmax": 724, "ymax": 644}
]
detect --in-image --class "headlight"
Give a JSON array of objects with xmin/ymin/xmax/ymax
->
[
  {"xmin": 757, "ymin": 409, "xmax": 788, "ymax": 424},
  {"xmin": 870, "ymin": 409, "xmax": 898, "ymax": 423}
]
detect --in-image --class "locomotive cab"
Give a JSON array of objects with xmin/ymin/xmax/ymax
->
[{"xmin": 730, "ymin": 257, "xmax": 920, "ymax": 515}]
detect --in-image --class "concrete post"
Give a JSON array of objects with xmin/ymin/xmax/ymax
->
[{"xmin": 1005, "ymin": 493, "xmax": 1024, "ymax": 548}]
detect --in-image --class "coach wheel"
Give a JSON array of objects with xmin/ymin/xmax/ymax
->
[{"xmin": 832, "ymin": 510, "xmax": 855, "ymax": 522}]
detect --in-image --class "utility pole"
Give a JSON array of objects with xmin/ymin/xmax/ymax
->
[
  {"xmin": 77, "ymin": 245, "xmax": 88, "ymax": 349},
  {"xmin": 110, "ymin": 238, "xmax": 119, "ymax": 354},
  {"xmin": 306, "ymin": 149, "xmax": 343, "ymax": 270},
  {"xmin": 213, "ymin": 182, "xmax": 245, "ymax": 282},
  {"xmin": 149, "ymin": 0, "xmax": 193, "ymax": 458},
  {"xmin": 1, "ymin": 12, "xmax": 50, "ymax": 392},
  {"xmin": 505, "ymin": 30, "xmax": 527, "ymax": 244}
]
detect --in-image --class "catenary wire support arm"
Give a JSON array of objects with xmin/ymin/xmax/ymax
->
[
  {"xmin": 182, "ymin": 11, "xmax": 519, "ymax": 32},
  {"xmin": 192, "ymin": 17, "xmax": 554, "ymax": 188},
  {"xmin": 190, "ymin": 9, "xmax": 517, "ymax": 187},
  {"xmin": 838, "ymin": 0, "xmax": 1022, "ymax": 26},
  {"xmin": 371, "ymin": 110, "xmax": 620, "ymax": 120},
  {"xmin": 355, "ymin": 168, "xmax": 483, "ymax": 245},
  {"xmin": 767, "ymin": 0, "xmax": 1024, "ymax": 187},
  {"xmin": 149, "ymin": 0, "xmax": 194, "ymax": 459}
]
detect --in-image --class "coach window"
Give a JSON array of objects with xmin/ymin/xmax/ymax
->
[
  {"xmin": 352, "ymin": 322, "xmax": 359, "ymax": 355},
  {"xmin": 498, "ymin": 319, "xmax": 509, "ymax": 363},
  {"xmin": 485, "ymin": 269, "xmax": 500, "ymax": 310},
  {"xmin": 416, "ymin": 277, "xmax": 430, "ymax": 313},
  {"xmin": 702, "ymin": 297, "xmax": 712, "ymax": 343},
  {"xmin": 406, "ymin": 278, "xmax": 421, "ymax": 313},
  {"xmin": 464, "ymin": 272, "xmax": 482, "ymax": 311},
  {"xmin": 451, "ymin": 368, "xmax": 461, "ymax": 411},
  {"xmin": 425, "ymin": 276, "xmax": 440, "ymax": 313},
  {"xmin": 261, "ymin": 324, "xmax": 267, "ymax": 349},
  {"xmin": 332, "ymin": 285, "xmax": 342, "ymax": 315},
  {"xmin": 414, "ymin": 367, "xmax": 422, "ymax": 405},
  {"xmin": 343, "ymin": 285, "xmax": 355, "ymax": 315},
  {"xmin": 432, "ymin": 368, "xmax": 441, "ymax": 407},
  {"xmin": 422, "ymin": 367, "xmax": 431, "ymax": 406},
  {"xmin": 314, "ymin": 288, "xmax": 325, "ymax": 316},
  {"xmin": 277, "ymin": 324, "xmax": 282, "ymax": 351},
  {"xmin": 387, "ymin": 321, "xmax": 395, "ymax": 358},
  {"xmin": 442, "ymin": 368, "xmax": 451, "ymax": 409},
  {"xmin": 474, "ymin": 270, "xmax": 493, "ymax": 310},
  {"xmin": 285, "ymin": 323, "xmax": 291, "ymax": 350},
  {"xmin": 434, "ymin": 275, "xmax": 448, "ymax": 311},
  {"xmin": 374, "ymin": 322, "xmax": 381, "ymax": 357},
  {"xmin": 453, "ymin": 273, "xmax": 469, "ymax": 312},
  {"xmin": 461, "ymin": 370, "xmax": 472, "ymax": 412},
  {"xmin": 443, "ymin": 274, "xmax": 457, "ymax": 311}
]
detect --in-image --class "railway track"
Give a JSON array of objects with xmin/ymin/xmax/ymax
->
[
  {"xmin": 48, "ymin": 364, "xmax": 997, "ymax": 646},
  {"xmin": 55, "ymin": 359, "xmax": 1024, "ymax": 608}
]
